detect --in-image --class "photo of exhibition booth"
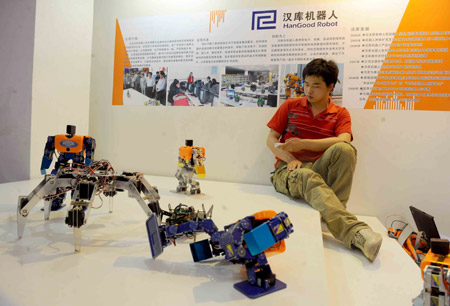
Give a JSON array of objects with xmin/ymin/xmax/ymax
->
[
  {"xmin": 167, "ymin": 66, "xmax": 220, "ymax": 106},
  {"xmin": 122, "ymin": 67, "xmax": 169, "ymax": 106},
  {"xmin": 220, "ymin": 65, "xmax": 279, "ymax": 107}
]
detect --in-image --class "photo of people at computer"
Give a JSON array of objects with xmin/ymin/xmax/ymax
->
[
  {"xmin": 279, "ymin": 63, "xmax": 343, "ymax": 106},
  {"xmin": 122, "ymin": 67, "xmax": 168, "ymax": 106},
  {"xmin": 166, "ymin": 66, "xmax": 220, "ymax": 106},
  {"xmin": 220, "ymin": 65, "xmax": 279, "ymax": 107}
]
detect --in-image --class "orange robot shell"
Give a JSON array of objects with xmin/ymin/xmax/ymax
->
[
  {"xmin": 55, "ymin": 134, "xmax": 85, "ymax": 153},
  {"xmin": 252, "ymin": 210, "xmax": 286, "ymax": 256},
  {"xmin": 420, "ymin": 249, "xmax": 450, "ymax": 280},
  {"xmin": 179, "ymin": 146, "xmax": 206, "ymax": 160}
]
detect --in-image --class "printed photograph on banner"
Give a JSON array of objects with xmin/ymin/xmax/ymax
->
[
  {"xmin": 166, "ymin": 66, "xmax": 220, "ymax": 106},
  {"xmin": 122, "ymin": 67, "xmax": 168, "ymax": 106},
  {"xmin": 279, "ymin": 63, "xmax": 344, "ymax": 106},
  {"xmin": 219, "ymin": 65, "xmax": 279, "ymax": 107}
]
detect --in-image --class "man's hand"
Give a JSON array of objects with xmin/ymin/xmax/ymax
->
[
  {"xmin": 287, "ymin": 159, "xmax": 303, "ymax": 171},
  {"xmin": 278, "ymin": 138, "xmax": 304, "ymax": 152}
]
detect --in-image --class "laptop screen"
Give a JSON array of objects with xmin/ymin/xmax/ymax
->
[{"xmin": 409, "ymin": 206, "xmax": 440, "ymax": 239}]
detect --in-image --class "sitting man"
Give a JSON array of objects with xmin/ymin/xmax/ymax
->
[{"xmin": 266, "ymin": 58, "xmax": 382, "ymax": 261}]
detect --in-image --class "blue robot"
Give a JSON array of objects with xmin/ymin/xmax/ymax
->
[
  {"xmin": 146, "ymin": 210, "xmax": 294, "ymax": 298},
  {"xmin": 40, "ymin": 125, "xmax": 96, "ymax": 210}
]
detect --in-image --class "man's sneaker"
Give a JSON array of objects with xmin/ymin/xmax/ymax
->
[{"xmin": 351, "ymin": 228, "xmax": 382, "ymax": 261}]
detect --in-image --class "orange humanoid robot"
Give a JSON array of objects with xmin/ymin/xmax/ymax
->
[
  {"xmin": 175, "ymin": 140, "xmax": 205, "ymax": 194},
  {"xmin": 40, "ymin": 125, "xmax": 96, "ymax": 210},
  {"xmin": 414, "ymin": 238, "xmax": 450, "ymax": 305},
  {"xmin": 283, "ymin": 73, "xmax": 305, "ymax": 99}
]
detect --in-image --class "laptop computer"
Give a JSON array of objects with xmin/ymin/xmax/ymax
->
[{"xmin": 409, "ymin": 206, "xmax": 440, "ymax": 240}]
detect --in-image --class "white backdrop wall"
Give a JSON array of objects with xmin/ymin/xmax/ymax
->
[
  {"xmin": 0, "ymin": 0, "xmax": 36, "ymax": 183},
  {"xmin": 29, "ymin": 0, "xmax": 94, "ymax": 179},
  {"xmin": 89, "ymin": 0, "xmax": 450, "ymax": 236}
]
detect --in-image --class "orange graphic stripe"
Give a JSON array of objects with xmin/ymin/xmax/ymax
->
[
  {"xmin": 112, "ymin": 19, "xmax": 132, "ymax": 106},
  {"xmin": 209, "ymin": 10, "xmax": 227, "ymax": 33},
  {"xmin": 365, "ymin": 0, "xmax": 450, "ymax": 111}
]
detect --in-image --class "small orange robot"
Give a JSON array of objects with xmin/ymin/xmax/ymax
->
[
  {"xmin": 414, "ymin": 238, "xmax": 450, "ymax": 305},
  {"xmin": 175, "ymin": 140, "xmax": 205, "ymax": 194},
  {"xmin": 284, "ymin": 73, "xmax": 305, "ymax": 99},
  {"xmin": 40, "ymin": 125, "xmax": 96, "ymax": 210}
]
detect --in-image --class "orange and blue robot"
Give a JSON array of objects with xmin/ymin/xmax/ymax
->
[
  {"xmin": 40, "ymin": 125, "xmax": 96, "ymax": 210},
  {"xmin": 147, "ymin": 210, "xmax": 294, "ymax": 298}
]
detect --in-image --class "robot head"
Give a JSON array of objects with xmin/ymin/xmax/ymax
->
[
  {"xmin": 66, "ymin": 125, "xmax": 76, "ymax": 136},
  {"xmin": 185, "ymin": 139, "xmax": 193, "ymax": 147}
]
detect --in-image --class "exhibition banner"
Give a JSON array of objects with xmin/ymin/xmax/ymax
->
[{"xmin": 112, "ymin": 0, "xmax": 450, "ymax": 110}]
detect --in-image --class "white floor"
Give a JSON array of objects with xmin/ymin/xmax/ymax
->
[
  {"xmin": 322, "ymin": 216, "xmax": 423, "ymax": 306},
  {"xmin": 0, "ymin": 175, "xmax": 423, "ymax": 305}
]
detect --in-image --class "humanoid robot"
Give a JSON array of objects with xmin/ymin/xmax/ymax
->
[
  {"xmin": 284, "ymin": 73, "xmax": 305, "ymax": 99},
  {"xmin": 175, "ymin": 140, "xmax": 205, "ymax": 194},
  {"xmin": 146, "ymin": 210, "xmax": 294, "ymax": 298},
  {"xmin": 40, "ymin": 125, "xmax": 96, "ymax": 210},
  {"xmin": 413, "ymin": 238, "xmax": 450, "ymax": 306},
  {"xmin": 18, "ymin": 125, "xmax": 162, "ymax": 251}
]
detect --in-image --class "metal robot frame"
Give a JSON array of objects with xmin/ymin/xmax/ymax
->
[{"xmin": 18, "ymin": 159, "xmax": 161, "ymax": 252}]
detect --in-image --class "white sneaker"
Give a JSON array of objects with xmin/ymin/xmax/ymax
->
[{"xmin": 352, "ymin": 228, "xmax": 382, "ymax": 262}]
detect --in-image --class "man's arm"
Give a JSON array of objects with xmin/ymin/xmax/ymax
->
[
  {"xmin": 266, "ymin": 129, "xmax": 303, "ymax": 170},
  {"xmin": 277, "ymin": 133, "xmax": 351, "ymax": 152}
]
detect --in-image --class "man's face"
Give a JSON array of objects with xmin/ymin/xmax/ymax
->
[{"xmin": 304, "ymin": 75, "xmax": 334, "ymax": 105}]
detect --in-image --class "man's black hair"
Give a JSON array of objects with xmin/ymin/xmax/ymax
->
[{"xmin": 302, "ymin": 58, "xmax": 339, "ymax": 87}]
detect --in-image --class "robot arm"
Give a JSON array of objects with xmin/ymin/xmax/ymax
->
[
  {"xmin": 147, "ymin": 211, "xmax": 293, "ymax": 261},
  {"xmin": 192, "ymin": 147, "xmax": 206, "ymax": 177},
  {"xmin": 40, "ymin": 136, "xmax": 55, "ymax": 175},
  {"xmin": 146, "ymin": 213, "xmax": 218, "ymax": 258}
]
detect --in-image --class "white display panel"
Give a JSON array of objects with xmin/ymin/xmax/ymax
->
[{"xmin": 113, "ymin": 1, "xmax": 450, "ymax": 111}]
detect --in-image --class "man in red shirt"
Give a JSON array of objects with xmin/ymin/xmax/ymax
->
[{"xmin": 267, "ymin": 59, "xmax": 382, "ymax": 261}]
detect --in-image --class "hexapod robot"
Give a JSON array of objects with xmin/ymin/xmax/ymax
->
[{"xmin": 17, "ymin": 126, "xmax": 161, "ymax": 252}]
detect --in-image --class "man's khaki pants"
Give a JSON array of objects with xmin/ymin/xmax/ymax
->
[{"xmin": 271, "ymin": 142, "xmax": 369, "ymax": 248}]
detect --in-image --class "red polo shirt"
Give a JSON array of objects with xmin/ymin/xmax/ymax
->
[{"xmin": 267, "ymin": 97, "xmax": 353, "ymax": 165}]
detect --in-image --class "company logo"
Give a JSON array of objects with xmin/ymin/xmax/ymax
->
[
  {"xmin": 209, "ymin": 10, "xmax": 227, "ymax": 33},
  {"xmin": 60, "ymin": 140, "xmax": 78, "ymax": 148},
  {"xmin": 252, "ymin": 10, "xmax": 277, "ymax": 30}
]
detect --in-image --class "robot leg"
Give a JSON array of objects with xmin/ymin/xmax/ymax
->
[
  {"xmin": 65, "ymin": 181, "xmax": 97, "ymax": 252},
  {"xmin": 51, "ymin": 190, "xmax": 66, "ymax": 211},
  {"xmin": 18, "ymin": 176, "xmax": 64, "ymax": 238},
  {"xmin": 233, "ymin": 260, "xmax": 286, "ymax": 298},
  {"xmin": 189, "ymin": 179, "xmax": 201, "ymax": 195},
  {"xmin": 175, "ymin": 168, "xmax": 188, "ymax": 192},
  {"xmin": 184, "ymin": 170, "xmax": 200, "ymax": 194}
]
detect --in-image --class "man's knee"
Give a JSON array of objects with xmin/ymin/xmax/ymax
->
[{"xmin": 327, "ymin": 142, "xmax": 356, "ymax": 162}]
